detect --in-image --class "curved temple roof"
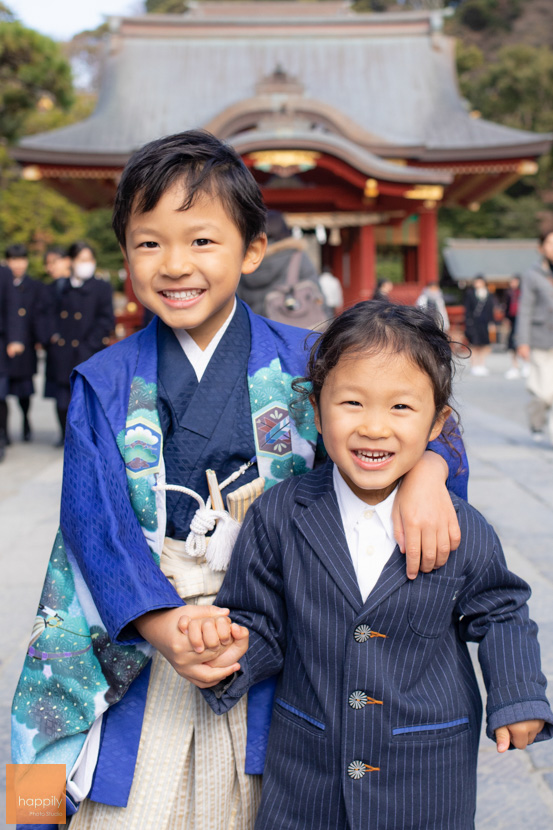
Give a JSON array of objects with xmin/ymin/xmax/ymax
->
[{"xmin": 15, "ymin": 2, "xmax": 551, "ymax": 171}]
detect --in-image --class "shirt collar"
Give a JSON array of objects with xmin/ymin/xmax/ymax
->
[
  {"xmin": 332, "ymin": 463, "xmax": 397, "ymax": 544},
  {"xmin": 171, "ymin": 297, "xmax": 237, "ymax": 380}
]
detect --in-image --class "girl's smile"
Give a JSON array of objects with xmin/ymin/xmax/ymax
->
[{"xmin": 312, "ymin": 349, "xmax": 450, "ymax": 505}]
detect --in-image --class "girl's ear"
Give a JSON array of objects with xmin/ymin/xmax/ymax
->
[
  {"xmin": 429, "ymin": 406, "xmax": 452, "ymax": 441},
  {"xmin": 242, "ymin": 233, "xmax": 268, "ymax": 274},
  {"xmin": 309, "ymin": 394, "xmax": 323, "ymax": 435}
]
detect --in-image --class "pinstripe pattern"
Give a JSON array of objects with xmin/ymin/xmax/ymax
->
[{"xmin": 204, "ymin": 460, "xmax": 553, "ymax": 830}]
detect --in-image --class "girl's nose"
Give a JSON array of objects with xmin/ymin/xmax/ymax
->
[{"xmin": 357, "ymin": 416, "xmax": 391, "ymax": 440}]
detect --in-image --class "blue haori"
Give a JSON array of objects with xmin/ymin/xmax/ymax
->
[{"xmin": 11, "ymin": 303, "xmax": 319, "ymax": 810}]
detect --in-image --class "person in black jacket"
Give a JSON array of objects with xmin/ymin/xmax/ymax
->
[
  {"xmin": 0, "ymin": 263, "xmax": 25, "ymax": 459},
  {"xmin": 5, "ymin": 244, "xmax": 44, "ymax": 442},
  {"xmin": 47, "ymin": 241, "xmax": 114, "ymax": 445},
  {"xmin": 464, "ymin": 275, "xmax": 495, "ymax": 377}
]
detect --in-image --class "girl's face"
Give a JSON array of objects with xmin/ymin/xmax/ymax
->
[{"xmin": 311, "ymin": 349, "xmax": 450, "ymax": 505}]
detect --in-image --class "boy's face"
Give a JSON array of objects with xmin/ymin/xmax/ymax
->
[
  {"xmin": 123, "ymin": 182, "xmax": 266, "ymax": 348},
  {"xmin": 7, "ymin": 257, "xmax": 28, "ymax": 280}
]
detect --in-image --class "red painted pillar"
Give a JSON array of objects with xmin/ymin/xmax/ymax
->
[
  {"xmin": 417, "ymin": 208, "xmax": 438, "ymax": 286},
  {"xmin": 403, "ymin": 246, "xmax": 417, "ymax": 283},
  {"xmin": 348, "ymin": 224, "xmax": 376, "ymax": 305}
]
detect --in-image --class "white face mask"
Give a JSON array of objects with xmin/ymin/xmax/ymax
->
[{"xmin": 73, "ymin": 261, "xmax": 96, "ymax": 280}]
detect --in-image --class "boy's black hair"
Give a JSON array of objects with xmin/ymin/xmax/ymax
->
[
  {"xmin": 6, "ymin": 243, "xmax": 28, "ymax": 259},
  {"xmin": 293, "ymin": 300, "xmax": 463, "ymax": 456},
  {"xmin": 112, "ymin": 130, "xmax": 267, "ymax": 250},
  {"xmin": 44, "ymin": 245, "xmax": 67, "ymax": 261},
  {"xmin": 67, "ymin": 241, "xmax": 95, "ymax": 260}
]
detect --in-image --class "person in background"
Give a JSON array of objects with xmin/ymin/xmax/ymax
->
[
  {"xmin": 464, "ymin": 275, "xmax": 495, "ymax": 377},
  {"xmin": 47, "ymin": 241, "xmax": 114, "ymax": 445},
  {"xmin": 516, "ymin": 227, "xmax": 553, "ymax": 443},
  {"xmin": 318, "ymin": 269, "xmax": 344, "ymax": 316},
  {"xmin": 372, "ymin": 278, "xmax": 394, "ymax": 301},
  {"xmin": 416, "ymin": 280, "xmax": 450, "ymax": 332},
  {"xmin": 0, "ymin": 263, "xmax": 25, "ymax": 460},
  {"xmin": 42, "ymin": 247, "xmax": 72, "ymax": 445},
  {"xmin": 503, "ymin": 276, "xmax": 528, "ymax": 380},
  {"xmin": 237, "ymin": 209, "xmax": 322, "ymax": 317},
  {"xmin": 5, "ymin": 244, "xmax": 44, "ymax": 442}
]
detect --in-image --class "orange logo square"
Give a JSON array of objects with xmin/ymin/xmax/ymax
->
[{"xmin": 6, "ymin": 764, "xmax": 66, "ymax": 825}]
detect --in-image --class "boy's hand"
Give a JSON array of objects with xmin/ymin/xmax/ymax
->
[
  {"xmin": 495, "ymin": 719, "xmax": 544, "ymax": 752},
  {"xmin": 135, "ymin": 605, "xmax": 243, "ymax": 687},
  {"xmin": 178, "ymin": 615, "xmax": 249, "ymax": 677},
  {"xmin": 393, "ymin": 451, "xmax": 461, "ymax": 579}
]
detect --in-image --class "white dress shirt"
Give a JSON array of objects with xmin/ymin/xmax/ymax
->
[
  {"xmin": 333, "ymin": 464, "xmax": 398, "ymax": 603},
  {"xmin": 172, "ymin": 298, "xmax": 237, "ymax": 381}
]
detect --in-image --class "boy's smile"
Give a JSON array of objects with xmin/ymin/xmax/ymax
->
[
  {"xmin": 124, "ymin": 182, "xmax": 266, "ymax": 348},
  {"xmin": 312, "ymin": 349, "xmax": 450, "ymax": 505}
]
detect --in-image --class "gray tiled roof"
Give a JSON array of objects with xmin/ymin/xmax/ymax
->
[
  {"xmin": 443, "ymin": 239, "xmax": 540, "ymax": 282},
  {"xmin": 16, "ymin": 4, "xmax": 551, "ymax": 163}
]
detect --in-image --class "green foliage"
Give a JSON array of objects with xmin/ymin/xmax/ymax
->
[
  {"xmin": 456, "ymin": 0, "xmax": 521, "ymax": 32},
  {"xmin": 22, "ymin": 92, "xmax": 96, "ymax": 136},
  {"xmin": 0, "ymin": 181, "xmax": 85, "ymax": 276},
  {"xmin": 0, "ymin": 20, "xmax": 74, "ymax": 143},
  {"xmin": 458, "ymin": 44, "xmax": 553, "ymax": 133},
  {"xmin": 145, "ymin": 0, "xmax": 188, "ymax": 12},
  {"xmin": 85, "ymin": 208, "xmax": 124, "ymax": 275}
]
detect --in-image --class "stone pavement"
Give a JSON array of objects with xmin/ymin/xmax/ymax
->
[{"xmin": 1, "ymin": 350, "xmax": 553, "ymax": 828}]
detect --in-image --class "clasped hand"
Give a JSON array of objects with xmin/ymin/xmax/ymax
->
[
  {"xmin": 135, "ymin": 605, "xmax": 249, "ymax": 689},
  {"xmin": 495, "ymin": 719, "xmax": 544, "ymax": 753}
]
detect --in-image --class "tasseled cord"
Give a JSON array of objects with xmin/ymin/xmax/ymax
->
[{"xmin": 153, "ymin": 460, "xmax": 253, "ymax": 572}]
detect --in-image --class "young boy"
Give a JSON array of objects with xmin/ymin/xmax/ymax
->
[{"xmin": 12, "ymin": 131, "xmax": 467, "ymax": 830}]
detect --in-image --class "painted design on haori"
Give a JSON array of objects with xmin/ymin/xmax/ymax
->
[
  {"xmin": 124, "ymin": 417, "xmax": 162, "ymax": 477},
  {"xmin": 254, "ymin": 403, "xmax": 291, "ymax": 457},
  {"xmin": 28, "ymin": 604, "xmax": 93, "ymax": 661}
]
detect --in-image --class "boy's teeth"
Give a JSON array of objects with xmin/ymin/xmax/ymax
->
[
  {"xmin": 162, "ymin": 289, "xmax": 203, "ymax": 299},
  {"xmin": 356, "ymin": 450, "xmax": 391, "ymax": 460}
]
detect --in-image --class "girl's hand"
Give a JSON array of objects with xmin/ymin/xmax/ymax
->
[
  {"xmin": 178, "ymin": 615, "xmax": 249, "ymax": 675},
  {"xmin": 392, "ymin": 451, "xmax": 461, "ymax": 579},
  {"xmin": 495, "ymin": 719, "xmax": 544, "ymax": 752},
  {"xmin": 135, "ymin": 605, "xmax": 242, "ymax": 687}
]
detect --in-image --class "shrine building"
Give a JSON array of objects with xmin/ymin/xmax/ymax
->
[{"xmin": 14, "ymin": 2, "xmax": 552, "ymax": 306}]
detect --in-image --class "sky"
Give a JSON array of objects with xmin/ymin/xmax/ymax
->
[{"xmin": 8, "ymin": 0, "xmax": 143, "ymax": 40}]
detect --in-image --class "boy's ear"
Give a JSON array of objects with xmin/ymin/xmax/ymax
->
[
  {"xmin": 241, "ymin": 233, "xmax": 267, "ymax": 274},
  {"xmin": 429, "ymin": 406, "xmax": 452, "ymax": 441},
  {"xmin": 309, "ymin": 394, "xmax": 322, "ymax": 435},
  {"xmin": 119, "ymin": 243, "xmax": 128, "ymax": 262}
]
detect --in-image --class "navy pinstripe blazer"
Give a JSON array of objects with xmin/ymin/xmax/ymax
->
[{"xmin": 204, "ymin": 460, "xmax": 553, "ymax": 830}]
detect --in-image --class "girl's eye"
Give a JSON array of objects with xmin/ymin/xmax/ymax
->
[
  {"xmin": 193, "ymin": 238, "xmax": 212, "ymax": 247},
  {"xmin": 344, "ymin": 400, "xmax": 361, "ymax": 407},
  {"xmin": 392, "ymin": 404, "xmax": 410, "ymax": 411}
]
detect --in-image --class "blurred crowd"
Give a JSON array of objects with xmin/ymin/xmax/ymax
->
[{"xmin": 1, "ymin": 221, "xmax": 553, "ymax": 461}]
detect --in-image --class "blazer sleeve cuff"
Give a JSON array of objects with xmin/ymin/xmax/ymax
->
[{"xmin": 487, "ymin": 699, "xmax": 553, "ymax": 742}]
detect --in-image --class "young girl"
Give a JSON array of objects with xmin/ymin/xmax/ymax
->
[{"xmin": 201, "ymin": 301, "xmax": 553, "ymax": 830}]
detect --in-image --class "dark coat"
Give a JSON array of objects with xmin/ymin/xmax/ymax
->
[
  {"xmin": 205, "ymin": 461, "xmax": 553, "ymax": 830},
  {"xmin": 464, "ymin": 287, "xmax": 495, "ymax": 346},
  {"xmin": 0, "ymin": 266, "xmax": 25, "ymax": 379},
  {"xmin": 49, "ymin": 277, "xmax": 114, "ymax": 387},
  {"xmin": 6, "ymin": 274, "xmax": 45, "ymax": 380}
]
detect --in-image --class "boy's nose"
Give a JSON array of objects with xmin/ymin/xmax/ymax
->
[{"xmin": 163, "ymin": 250, "xmax": 194, "ymax": 279}]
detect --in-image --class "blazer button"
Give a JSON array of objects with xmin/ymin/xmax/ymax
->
[
  {"xmin": 74, "ymin": 312, "xmax": 82, "ymax": 320},
  {"xmin": 347, "ymin": 761, "xmax": 379, "ymax": 779},
  {"xmin": 18, "ymin": 307, "xmax": 26, "ymax": 316},
  {"xmin": 349, "ymin": 691, "xmax": 368, "ymax": 709},
  {"xmin": 102, "ymin": 336, "xmax": 110, "ymax": 345},
  {"xmin": 60, "ymin": 310, "xmax": 68, "ymax": 319},
  {"xmin": 353, "ymin": 625, "xmax": 372, "ymax": 643},
  {"xmin": 58, "ymin": 338, "xmax": 65, "ymax": 346},
  {"xmin": 71, "ymin": 339, "xmax": 79, "ymax": 347}
]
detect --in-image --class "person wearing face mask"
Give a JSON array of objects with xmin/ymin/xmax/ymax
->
[
  {"xmin": 516, "ymin": 227, "xmax": 553, "ymax": 443},
  {"xmin": 48, "ymin": 241, "xmax": 114, "ymax": 445},
  {"xmin": 464, "ymin": 275, "xmax": 495, "ymax": 376}
]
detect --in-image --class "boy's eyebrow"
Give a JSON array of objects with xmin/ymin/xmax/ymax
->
[{"xmin": 128, "ymin": 222, "xmax": 220, "ymax": 236}]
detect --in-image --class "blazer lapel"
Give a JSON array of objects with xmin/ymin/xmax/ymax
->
[
  {"xmin": 360, "ymin": 545, "xmax": 409, "ymax": 617},
  {"xmin": 293, "ymin": 464, "xmax": 363, "ymax": 613}
]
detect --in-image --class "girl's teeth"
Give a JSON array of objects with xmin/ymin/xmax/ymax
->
[
  {"xmin": 356, "ymin": 450, "xmax": 391, "ymax": 460},
  {"xmin": 162, "ymin": 289, "xmax": 203, "ymax": 299}
]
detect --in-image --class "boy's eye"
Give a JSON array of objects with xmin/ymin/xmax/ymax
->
[
  {"xmin": 193, "ymin": 238, "xmax": 212, "ymax": 247},
  {"xmin": 139, "ymin": 241, "xmax": 158, "ymax": 249}
]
